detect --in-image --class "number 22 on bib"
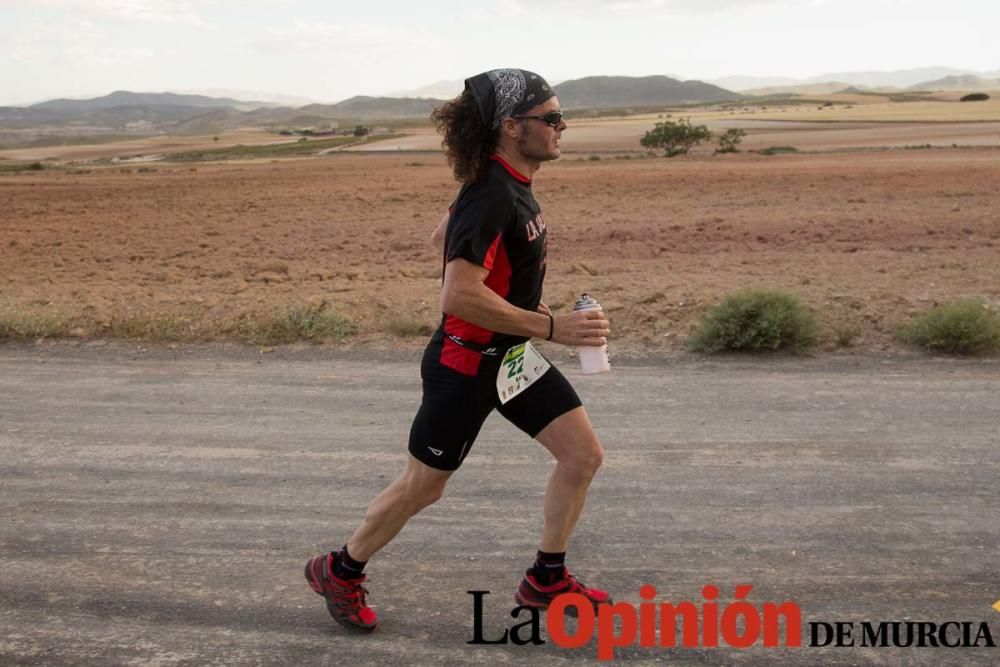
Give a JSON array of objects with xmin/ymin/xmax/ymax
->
[{"xmin": 497, "ymin": 342, "xmax": 551, "ymax": 404}]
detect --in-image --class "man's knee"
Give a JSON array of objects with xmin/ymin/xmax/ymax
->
[
  {"xmin": 416, "ymin": 479, "xmax": 447, "ymax": 509},
  {"xmin": 400, "ymin": 471, "xmax": 449, "ymax": 511},
  {"xmin": 581, "ymin": 442, "xmax": 604, "ymax": 476},
  {"xmin": 563, "ymin": 440, "xmax": 604, "ymax": 480}
]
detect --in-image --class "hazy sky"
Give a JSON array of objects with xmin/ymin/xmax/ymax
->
[{"xmin": 2, "ymin": 0, "xmax": 997, "ymax": 105}]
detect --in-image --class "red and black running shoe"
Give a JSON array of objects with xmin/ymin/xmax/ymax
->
[
  {"xmin": 304, "ymin": 552, "xmax": 378, "ymax": 632},
  {"xmin": 514, "ymin": 567, "xmax": 612, "ymax": 616}
]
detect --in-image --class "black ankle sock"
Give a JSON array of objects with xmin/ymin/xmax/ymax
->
[
  {"xmin": 531, "ymin": 550, "xmax": 566, "ymax": 586},
  {"xmin": 333, "ymin": 545, "xmax": 367, "ymax": 579}
]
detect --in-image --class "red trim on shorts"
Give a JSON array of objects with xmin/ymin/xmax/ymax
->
[
  {"xmin": 490, "ymin": 155, "xmax": 531, "ymax": 184},
  {"xmin": 439, "ymin": 335, "xmax": 481, "ymax": 376}
]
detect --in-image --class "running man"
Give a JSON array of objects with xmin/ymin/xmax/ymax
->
[{"xmin": 305, "ymin": 69, "xmax": 612, "ymax": 632}]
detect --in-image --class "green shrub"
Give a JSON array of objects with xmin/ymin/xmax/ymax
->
[
  {"xmin": 898, "ymin": 299, "xmax": 1000, "ymax": 355},
  {"xmin": 640, "ymin": 118, "xmax": 712, "ymax": 157},
  {"xmin": 0, "ymin": 162, "xmax": 45, "ymax": 173},
  {"xmin": 960, "ymin": 93, "xmax": 989, "ymax": 102},
  {"xmin": 759, "ymin": 146, "xmax": 798, "ymax": 155},
  {"xmin": 689, "ymin": 289, "xmax": 819, "ymax": 353},
  {"xmin": 716, "ymin": 128, "xmax": 746, "ymax": 154}
]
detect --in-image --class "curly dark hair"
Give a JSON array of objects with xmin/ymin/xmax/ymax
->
[{"xmin": 431, "ymin": 89, "xmax": 499, "ymax": 184}]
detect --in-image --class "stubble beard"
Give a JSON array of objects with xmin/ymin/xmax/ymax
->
[{"xmin": 516, "ymin": 132, "xmax": 559, "ymax": 164}]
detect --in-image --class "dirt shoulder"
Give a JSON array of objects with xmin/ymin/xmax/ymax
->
[{"xmin": 2, "ymin": 148, "xmax": 999, "ymax": 356}]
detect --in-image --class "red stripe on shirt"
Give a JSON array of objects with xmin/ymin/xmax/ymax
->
[
  {"xmin": 439, "ymin": 237, "xmax": 514, "ymax": 376},
  {"xmin": 490, "ymin": 154, "xmax": 531, "ymax": 184},
  {"xmin": 483, "ymin": 238, "xmax": 512, "ymax": 299},
  {"xmin": 482, "ymin": 232, "xmax": 501, "ymax": 271}
]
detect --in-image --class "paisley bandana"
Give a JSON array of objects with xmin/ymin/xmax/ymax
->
[{"xmin": 465, "ymin": 69, "xmax": 555, "ymax": 129}]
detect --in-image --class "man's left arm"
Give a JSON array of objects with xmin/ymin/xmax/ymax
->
[{"xmin": 430, "ymin": 211, "xmax": 449, "ymax": 249}]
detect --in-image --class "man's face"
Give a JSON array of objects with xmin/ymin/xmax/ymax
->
[{"xmin": 514, "ymin": 96, "xmax": 566, "ymax": 163}]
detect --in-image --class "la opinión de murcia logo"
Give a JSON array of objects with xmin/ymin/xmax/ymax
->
[{"xmin": 468, "ymin": 587, "xmax": 999, "ymax": 660}]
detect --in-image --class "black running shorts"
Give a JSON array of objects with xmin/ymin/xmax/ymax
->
[{"xmin": 408, "ymin": 343, "xmax": 582, "ymax": 471}]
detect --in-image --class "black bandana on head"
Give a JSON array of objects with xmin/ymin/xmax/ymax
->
[{"xmin": 465, "ymin": 69, "xmax": 555, "ymax": 130}]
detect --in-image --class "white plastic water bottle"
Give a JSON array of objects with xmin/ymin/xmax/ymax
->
[{"xmin": 573, "ymin": 294, "xmax": 611, "ymax": 374}]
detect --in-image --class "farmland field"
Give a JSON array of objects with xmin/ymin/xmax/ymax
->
[{"xmin": 3, "ymin": 125, "xmax": 999, "ymax": 353}]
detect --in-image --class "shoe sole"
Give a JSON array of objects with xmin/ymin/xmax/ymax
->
[
  {"xmin": 325, "ymin": 599, "xmax": 378, "ymax": 633},
  {"xmin": 304, "ymin": 561, "xmax": 378, "ymax": 633},
  {"xmin": 514, "ymin": 590, "xmax": 612, "ymax": 617}
]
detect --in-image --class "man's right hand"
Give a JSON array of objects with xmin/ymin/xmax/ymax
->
[{"xmin": 550, "ymin": 308, "xmax": 610, "ymax": 347}]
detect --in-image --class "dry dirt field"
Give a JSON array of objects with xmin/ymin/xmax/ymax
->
[
  {"xmin": 359, "ymin": 119, "xmax": 1000, "ymax": 153},
  {"xmin": 3, "ymin": 142, "xmax": 999, "ymax": 355},
  {"xmin": 0, "ymin": 129, "xmax": 288, "ymax": 163}
]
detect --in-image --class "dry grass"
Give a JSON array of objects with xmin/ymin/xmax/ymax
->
[
  {"xmin": 0, "ymin": 303, "xmax": 358, "ymax": 345},
  {"xmin": 0, "ymin": 308, "xmax": 73, "ymax": 340},
  {"xmin": 386, "ymin": 318, "xmax": 435, "ymax": 338}
]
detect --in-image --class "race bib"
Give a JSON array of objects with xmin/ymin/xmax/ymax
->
[{"xmin": 497, "ymin": 342, "xmax": 551, "ymax": 405}]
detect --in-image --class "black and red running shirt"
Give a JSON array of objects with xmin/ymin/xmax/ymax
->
[{"xmin": 432, "ymin": 155, "xmax": 549, "ymax": 376}]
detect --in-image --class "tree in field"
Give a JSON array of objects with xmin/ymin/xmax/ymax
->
[
  {"xmin": 353, "ymin": 125, "xmax": 370, "ymax": 137},
  {"xmin": 716, "ymin": 128, "xmax": 746, "ymax": 154},
  {"xmin": 640, "ymin": 118, "xmax": 712, "ymax": 157}
]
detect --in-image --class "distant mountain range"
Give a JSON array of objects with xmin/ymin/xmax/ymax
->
[
  {"xmin": 710, "ymin": 66, "xmax": 1000, "ymax": 91},
  {"xmin": 0, "ymin": 90, "xmax": 448, "ymax": 136},
  {"xmin": 174, "ymin": 89, "xmax": 323, "ymax": 106},
  {"xmin": 299, "ymin": 96, "xmax": 443, "ymax": 118},
  {"xmin": 740, "ymin": 82, "xmax": 861, "ymax": 97},
  {"xmin": 2, "ymin": 67, "xmax": 997, "ymax": 145},
  {"xmin": 384, "ymin": 67, "xmax": 1000, "ymax": 98},
  {"xmin": 0, "ymin": 76, "xmax": 744, "ymax": 141},
  {"xmin": 913, "ymin": 75, "xmax": 1000, "ymax": 91},
  {"xmin": 386, "ymin": 80, "xmax": 464, "ymax": 100},
  {"xmin": 31, "ymin": 90, "xmax": 274, "ymax": 113},
  {"xmin": 554, "ymin": 76, "xmax": 736, "ymax": 108},
  {"xmin": 740, "ymin": 74, "xmax": 1000, "ymax": 97}
]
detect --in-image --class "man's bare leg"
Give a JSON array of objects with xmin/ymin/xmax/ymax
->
[
  {"xmin": 305, "ymin": 455, "xmax": 452, "ymax": 631},
  {"xmin": 534, "ymin": 406, "xmax": 604, "ymax": 552},
  {"xmin": 346, "ymin": 454, "xmax": 454, "ymax": 561},
  {"xmin": 513, "ymin": 405, "xmax": 610, "ymax": 610}
]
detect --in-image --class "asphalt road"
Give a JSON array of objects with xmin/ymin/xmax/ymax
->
[{"xmin": 2, "ymin": 343, "xmax": 999, "ymax": 666}]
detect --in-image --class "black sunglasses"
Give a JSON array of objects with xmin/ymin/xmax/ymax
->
[{"xmin": 512, "ymin": 111, "xmax": 565, "ymax": 127}]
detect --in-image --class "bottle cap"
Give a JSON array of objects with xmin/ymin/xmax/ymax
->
[{"xmin": 574, "ymin": 293, "xmax": 598, "ymax": 310}]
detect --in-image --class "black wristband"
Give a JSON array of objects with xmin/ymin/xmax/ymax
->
[{"xmin": 545, "ymin": 313, "xmax": 554, "ymax": 341}]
